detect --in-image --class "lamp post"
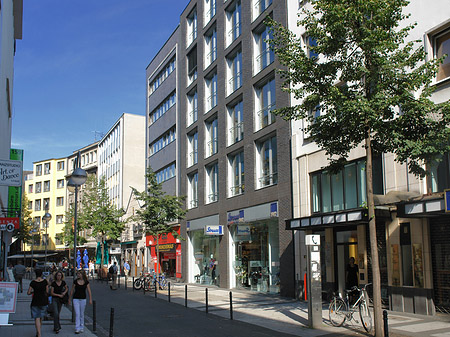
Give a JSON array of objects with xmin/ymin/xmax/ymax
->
[
  {"xmin": 68, "ymin": 167, "xmax": 87, "ymax": 276},
  {"xmin": 42, "ymin": 212, "xmax": 52, "ymax": 273}
]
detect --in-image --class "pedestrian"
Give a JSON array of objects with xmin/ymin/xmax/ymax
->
[
  {"xmin": 109, "ymin": 261, "xmax": 118, "ymax": 290},
  {"xmin": 123, "ymin": 260, "xmax": 130, "ymax": 282},
  {"xmin": 89, "ymin": 260, "xmax": 94, "ymax": 278},
  {"xmin": 69, "ymin": 269, "xmax": 92, "ymax": 334},
  {"xmin": 27, "ymin": 269, "xmax": 49, "ymax": 337},
  {"xmin": 50, "ymin": 270, "xmax": 68, "ymax": 334},
  {"xmin": 13, "ymin": 260, "xmax": 27, "ymax": 293},
  {"xmin": 346, "ymin": 257, "xmax": 359, "ymax": 303}
]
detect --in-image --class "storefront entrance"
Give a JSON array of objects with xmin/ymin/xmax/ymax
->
[
  {"xmin": 336, "ymin": 229, "xmax": 358, "ymax": 296},
  {"xmin": 191, "ymin": 230, "xmax": 220, "ymax": 285}
]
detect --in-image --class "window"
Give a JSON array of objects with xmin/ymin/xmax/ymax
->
[
  {"xmin": 187, "ymin": 89, "xmax": 198, "ymax": 126},
  {"xmin": 149, "ymin": 91, "xmax": 176, "ymax": 124},
  {"xmin": 188, "ymin": 172, "xmax": 199, "ymax": 209},
  {"xmin": 28, "ymin": 184, "xmax": 33, "ymax": 193},
  {"xmin": 226, "ymin": 0, "xmax": 241, "ymax": 46},
  {"xmin": 187, "ymin": 8, "xmax": 197, "ymax": 47},
  {"xmin": 206, "ymin": 162, "xmax": 219, "ymax": 203},
  {"xmin": 36, "ymin": 164, "xmax": 42, "ymax": 176},
  {"xmin": 57, "ymin": 161, "xmax": 65, "ymax": 171},
  {"xmin": 35, "ymin": 182, "xmax": 42, "ymax": 193},
  {"xmin": 56, "ymin": 215, "xmax": 64, "ymax": 224},
  {"xmin": 188, "ymin": 131, "xmax": 198, "ymax": 167},
  {"xmin": 204, "ymin": 0, "xmax": 216, "ymax": 25},
  {"xmin": 433, "ymin": 29, "xmax": 450, "ymax": 82},
  {"xmin": 57, "ymin": 197, "xmax": 64, "ymax": 207},
  {"xmin": 205, "ymin": 116, "xmax": 218, "ymax": 157},
  {"xmin": 252, "ymin": 0, "xmax": 272, "ymax": 21},
  {"xmin": 256, "ymin": 136, "xmax": 277, "ymax": 188},
  {"xmin": 228, "ymin": 150, "xmax": 244, "ymax": 197},
  {"xmin": 35, "ymin": 199, "xmax": 41, "ymax": 211},
  {"xmin": 42, "ymin": 234, "xmax": 49, "ymax": 246},
  {"xmin": 187, "ymin": 47, "xmax": 198, "ymax": 86},
  {"xmin": 34, "ymin": 217, "xmax": 41, "ymax": 228},
  {"xmin": 149, "ymin": 127, "xmax": 176, "ymax": 156},
  {"xmin": 227, "ymin": 49, "xmax": 242, "ymax": 95},
  {"xmin": 148, "ymin": 57, "xmax": 176, "ymax": 95},
  {"xmin": 400, "ymin": 223, "xmax": 413, "ymax": 286},
  {"xmin": 156, "ymin": 163, "xmax": 176, "ymax": 183},
  {"xmin": 44, "ymin": 180, "xmax": 50, "ymax": 192},
  {"xmin": 254, "ymin": 25, "xmax": 274, "ymax": 74},
  {"xmin": 44, "ymin": 163, "xmax": 51, "ymax": 175},
  {"xmin": 205, "ymin": 70, "xmax": 218, "ymax": 111},
  {"xmin": 428, "ymin": 153, "xmax": 450, "ymax": 192},
  {"xmin": 43, "ymin": 198, "xmax": 50, "ymax": 210},
  {"xmin": 255, "ymin": 78, "xmax": 276, "ymax": 131},
  {"xmin": 204, "ymin": 26, "xmax": 217, "ymax": 68},
  {"xmin": 55, "ymin": 236, "xmax": 63, "ymax": 246},
  {"xmin": 32, "ymin": 234, "xmax": 40, "ymax": 245},
  {"xmin": 304, "ymin": 35, "xmax": 318, "ymax": 59},
  {"xmin": 311, "ymin": 157, "xmax": 384, "ymax": 213},
  {"xmin": 227, "ymin": 99, "xmax": 244, "ymax": 145},
  {"xmin": 57, "ymin": 179, "xmax": 65, "ymax": 189},
  {"xmin": 28, "ymin": 201, "xmax": 32, "ymax": 210}
]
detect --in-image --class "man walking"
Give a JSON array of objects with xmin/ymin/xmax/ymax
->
[
  {"xmin": 109, "ymin": 261, "xmax": 118, "ymax": 290},
  {"xmin": 13, "ymin": 260, "xmax": 27, "ymax": 293},
  {"xmin": 123, "ymin": 260, "xmax": 130, "ymax": 282}
]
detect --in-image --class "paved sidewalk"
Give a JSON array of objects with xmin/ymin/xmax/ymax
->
[{"xmin": 0, "ymin": 278, "xmax": 95, "ymax": 337}]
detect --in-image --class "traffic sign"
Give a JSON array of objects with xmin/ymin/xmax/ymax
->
[{"xmin": 0, "ymin": 218, "xmax": 20, "ymax": 231}]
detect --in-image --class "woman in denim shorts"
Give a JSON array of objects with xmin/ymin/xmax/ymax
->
[{"xmin": 28, "ymin": 269, "xmax": 49, "ymax": 337}]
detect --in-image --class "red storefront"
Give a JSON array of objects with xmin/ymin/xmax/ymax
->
[{"xmin": 146, "ymin": 227, "xmax": 181, "ymax": 278}]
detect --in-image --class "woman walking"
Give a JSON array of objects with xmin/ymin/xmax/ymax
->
[
  {"xmin": 50, "ymin": 271, "xmax": 68, "ymax": 334},
  {"xmin": 27, "ymin": 269, "xmax": 49, "ymax": 337},
  {"xmin": 69, "ymin": 270, "xmax": 92, "ymax": 334}
]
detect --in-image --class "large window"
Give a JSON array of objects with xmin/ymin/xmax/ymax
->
[
  {"xmin": 311, "ymin": 157, "xmax": 384, "ymax": 213},
  {"xmin": 56, "ymin": 215, "xmax": 64, "ymax": 224},
  {"xmin": 188, "ymin": 172, "xmax": 199, "ymax": 209},
  {"xmin": 149, "ymin": 127, "xmax": 176, "ymax": 156},
  {"xmin": 206, "ymin": 162, "xmax": 219, "ymax": 203},
  {"xmin": 433, "ymin": 28, "xmax": 450, "ymax": 82},
  {"xmin": 148, "ymin": 57, "xmax": 176, "ymax": 95},
  {"xmin": 428, "ymin": 153, "xmax": 450, "ymax": 192},
  {"xmin": 187, "ymin": 89, "xmax": 198, "ymax": 126},
  {"xmin": 187, "ymin": 47, "xmax": 198, "ymax": 86},
  {"xmin": 253, "ymin": 25, "xmax": 274, "ymax": 74},
  {"xmin": 57, "ymin": 160, "xmax": 65, "ymax": 171},
  {"xmin": 228, "ymin": 99, "xmax": 244, "ymax": 145},
  {"xmin": 227, "ymin": 49, "xmax": 242, "ymax": 95},
  {"xmin": 256, "ymin": 136, "xmax": 277, "ymax": 188},
  {"xmin": 228, "ymin": 150, "xmax": 244, "ymax": 197},
  {"xmin": 149, "ymin": 92, "xmax": 176, "ymax": 124},
  {"xmin": 205, "ymin": 70, "xmax": 218, "ymax": 112},
  {"xmin": 205, "ymin": 116, "xmax": 218, "ymax": 158},
  {"xmin": 187, "ymin": 8, "xmax": 198, "ymax": 47},
  {"xmin": 204, "ymin": 0, "xmax": 216, "ymax": 25},
  {"xmin": 35, "ymin": 182, "xmax": 42, "ymax": 193},
  {"xmin": 35, "ymin": 199, "xmax": 41, "ymax": 211},
  {"xmin": 28, "ymin": 184, "xmax": 33, "ymax": 193},
  {"xmin": 44, "ymin": 181, "xmax": 50, "ymax": 192},
  {"xmin": 156, "ymin": 163, "xmax": 176, "ymax": 183},
  {"xmin": 255, "ymin": 78, "xmax": 276, "ymax": 131},
  {"xmin": 57, "ymin": 197, "xmax": 64, "ymax": 207},
  {"xmin": 36, "ymin": 164, "xmax": 42, "ymax": 176},
  {"xmin": 204, "ymin": 26, "xmax": 217, "ymax": 68},
  {"xmin": 188, "ymin": 131, "xmax": 198, "ymax": 167},
  {"xmin": 252, "ymin": 0, "xmax": 272, "ymax": 21},
  {"xmin": 226, "ymin": 0, "xmax": 241, "ymax": 46},
  {"xmin": 44, "ymin": 163, "xmax": 51, "ymax": 175}
]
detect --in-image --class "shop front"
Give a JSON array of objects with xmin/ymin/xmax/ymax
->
[{"xmin": 146, "ymin": 228, "xmax": 181, "ymax": 278}]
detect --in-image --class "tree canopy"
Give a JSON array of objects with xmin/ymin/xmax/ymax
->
[{"xmin": 14, "ymin": 193, "xmax": 33, "ymax": 245}]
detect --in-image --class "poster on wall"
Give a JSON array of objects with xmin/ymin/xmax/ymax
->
[
  {"xmin": 391, "ymin": 244, "xmax": 400, "ymax": 286},
  {"xmin": 0, "ymin": 282, "xmax": 18, "ymax": 313},
  {"xmin": 413, "ymin": 243, "xmax": 424, "ymax": 288}
]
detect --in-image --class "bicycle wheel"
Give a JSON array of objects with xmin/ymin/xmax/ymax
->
[
  {"xmin": 359, "ymin": 300, "xmax": 372, "ymax": 332},
  {"xmin": 159, "ymin": 277, "xmax": 167, "ymax": 290},
  {"xmin": 329, "ymin": 297, "xmax": 347, "ymax": 327},
  {"xmin": 133, "ymin": 278, "xmax": 142, "ymax": 290}
]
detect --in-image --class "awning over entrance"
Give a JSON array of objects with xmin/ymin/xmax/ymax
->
[
  {"xmin": 286, "ymin": 208, "xmax": 368, "ymax": 230},
  {"xmin": 397, "ymin": 194, "xmax": 450, "ymax": 218},
  {"xmin": 7, "ymin": 253, "xmax": 58, "ymax": 259}
]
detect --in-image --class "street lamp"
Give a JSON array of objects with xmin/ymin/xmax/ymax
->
[
  {"xmin": 68, "ymin": 167, "xmax": 87, "ymax": 276},
  {"xmin": 42, "ymin": 212, "xmax": 52, "ymax": 273}
]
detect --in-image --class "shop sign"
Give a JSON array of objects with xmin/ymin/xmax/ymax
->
[
  {"xmin": 0, "ymin": 217, "xmax": 20, "ymax": 231},
  {"xmin": 204, "ymin": 225, "xmax": 224, "ymax": 235},
  {"xmin": 0, "ymin": 159, "xmax": 22, "ymax": 187},
  {"xmin": 236, "ymin": 225, "xmax": 250, "ymax": 236},
  {"xmin": 227, "ymin": 210, "xmax": 244, "ymax": 225},
  {"xmin": 157, "ymin": 243, "xmax": 175, "ymax": 252},
  {"xmin": 109, "ymin": 247, "xmax": 121, "ymax": 254},
  {"xmin": 270, "ymin": 202, "xmax": 278, "ymax": 217},
  {"xmin": 445, "ymin": 190, "xmax": 450, "ymax": 212}
]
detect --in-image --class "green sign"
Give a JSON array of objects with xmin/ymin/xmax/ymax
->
[{"xmin": 7, "ymin": 149, "xmax": 23, "ymax": 217}]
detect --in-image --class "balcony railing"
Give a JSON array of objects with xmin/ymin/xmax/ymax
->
[
  {"xmin": 228, "ymin": 72, "xmax": 242, "ymax": 94},
  {"xmin": 257, "ymin": 104, "xmax": 276, "ymax": 129},
  {"xmin": 230, "ymin": 183, "xmax": 244, "ymax": 196},
  {"xmin": 206, "ymin": 93, "xmax": 217, "ymax": 111},
  {"xmin": 205, "ymin": 4, "xmax": 216, "ymax": 23},
  {"xmin": 188, "ymin": 66, "xmax": 198, "ymax": 86},
  {"xmin": 208, "ymin": 192, "xmax": 218, "ymax": 203},
  {"xmin": 207, "ymin": 138, "xmax": 218, "ymax": 156},
  {"xmin": 189, "ymin": 199, "xmax": 198, "ymax": 208},
  {"xmin": 188, "ymin": 108, "xmax": 198, "ymax": 125},
  {"xmin": 253, "ymin": 0, "xmax": 272, "ymax": 19},
  {"xmin": 229, "ymin": 122, "xmax": 244, "ymax": 144},
  {"xmin": 258, "ymin": 172, "xmax": 278, "ymax": 187},
  {"xmin": 255, "ymin": 47, "xmax": 274, "ymax": 73},
  {"xmin": 205, "ymin": 47, "xmax": 217, "ymax": 66},
  {"xmin": 189, "ymin": 150, "xmax": 198, "ymax": 166},
  {"xmin": 188, "ymin": 29, "xmax": 197, "ymax": 46},
  {"xmin": 227, "ymin": 22, "xmax": 241, "ymax": 43}
]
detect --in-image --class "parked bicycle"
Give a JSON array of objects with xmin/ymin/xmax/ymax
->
[
  {"xmin": 143, "ymin": 272, "xmax": 168, "ymax": 291},
  {"xmin": 329, "ymin": 283, "xmax": 372, "ymax": 332},
  {"xmin": 133, "ymin": 272, "xmax": 152, "ymax": 290}
]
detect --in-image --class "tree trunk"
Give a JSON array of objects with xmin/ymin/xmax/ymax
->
[
  {"xmin": 365, "ymin": 135, "xmax": 383, "ymax": 337},
  {"xmin": 156, "ymin": 234, "xmax": 160, "ymax": 281}
]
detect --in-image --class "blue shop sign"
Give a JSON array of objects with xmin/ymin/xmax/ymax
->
[
  {"xmin": 445, "ymin": 190, "xmax": 450, "ymax": 212},
  {"xmin": 204, "ymin": 225, "xmax": 224, "ymax": 235}
]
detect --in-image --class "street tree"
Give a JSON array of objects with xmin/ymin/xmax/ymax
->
[
  {"xmin": 266, "ymin": 1, "xmax": 450, "ymax": 335},
  {"xmin": 79, "ymin": 175, "xmax": 126, "ymax": 267},
  {"xmin": 132, "ymin": 168, "xmax": 186, "ymax": 279},
  {"xmin": 58, "ymin": 202, "xmax": 88, "ymax": 248},
  {"xmin": 14, "ymin": 193, "xmax": 33, "ymax": 264}
]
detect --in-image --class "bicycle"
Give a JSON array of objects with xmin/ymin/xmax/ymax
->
[
  {"xmin": 133, "ymin": 272, "xmax": 152, "ymax": 290},
  {"xmin": 145, "ymin": 272, "xmax": 168, "ymax": 290},
  {"xmin": 329, "ymin": 283, "xmax": 372, "ymax": 333}
]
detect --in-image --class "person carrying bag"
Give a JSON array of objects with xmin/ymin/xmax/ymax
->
[{"xmin": 50, "ymin": 271, "xmax": 69, "ymax": 334}]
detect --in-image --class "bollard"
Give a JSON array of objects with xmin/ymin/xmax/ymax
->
[
  {"xmin": 155, "ymin": 282, "xmax": 157, "ymax": 298},
  {"xmin": 383, "ymin": 310, "xmax": 389, "ymax": 337},
  {"xmin": 118, "ymin": 274, "xmax": 120, "ymax": 289},
  {"xmin": 143, "ymin": 279, "xmax": 146, "ymax": 295},
  {"xmin": 125, "ymin": 277, "xmax": 127, "ymax": 290},
  {"xmin": 185, "ymin": 285, "xmax": 188, "ymax": 307},
  {"xmin": 229, "ymin": 291, "xmax": 233, "ymax": 320},
  {"xmin": 93, "ymin": 300, "xmax": 97, "ymax": 332},
  {"xmin": 168, "ymin": 282, "xmax": 171, "ymax": 302},
  {"xmin": 206, "ymin": 288, "xmax": 208, "ymax": 314},
  {"xmin": 109, "ymin": 307, "xmax": 114, "ymax": 337},
  {"xmin": 132, "ymin": 277, "xmax": 134, "ymax": 292}
]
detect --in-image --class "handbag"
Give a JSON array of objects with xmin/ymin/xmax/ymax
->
[{"xmin": 62, "ymin": 292, "xmax": 69, "ymax": 304}]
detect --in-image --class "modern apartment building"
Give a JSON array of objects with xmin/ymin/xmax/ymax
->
[
  {"xmin": 146, "ymin": 27, "xmax": 181, "ymax": 278},
  {"xmin": 24, "ymin": 158, "xmax": 68, "ymax": 255},
  {"xmin": 98, "ymin": 113, "xmax": 146, "ymax": 274},
  {"xmin": 177, "ymin": 0, "xmax": 293, "ymax": 296},
  {"xmin": 286, "ymin": 1, "xmax": 450, "ymax": 315}
]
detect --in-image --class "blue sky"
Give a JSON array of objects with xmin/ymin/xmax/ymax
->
[{"xmin": 12, "ymin": 0, "xmax": 188, "ymax": 171}]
